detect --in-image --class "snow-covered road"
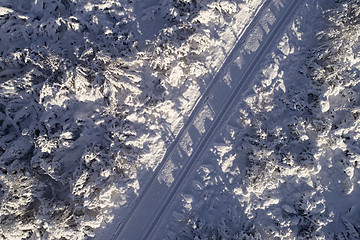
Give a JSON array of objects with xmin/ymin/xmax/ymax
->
[{"xmin": 112, "ymin": 0, "xmax": 300, "ymax": 239}]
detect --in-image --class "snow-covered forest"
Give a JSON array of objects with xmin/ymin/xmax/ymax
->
[
  {"xmin": 161, "ymin": 0, "xmax": 360, "ymax": 239},
  {"xmin": 1, "ymin": 0, "xmax": 360, "ymax": 239},
  {"xmin": 0, "ymin": 0, "xmax": 262, "ymax": 239}
]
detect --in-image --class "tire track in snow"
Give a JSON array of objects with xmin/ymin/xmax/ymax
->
[{"xmin": 112, "ymin": 0, "xmax": 299, "ymax": 239}]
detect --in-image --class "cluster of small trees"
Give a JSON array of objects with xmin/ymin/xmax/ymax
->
[{"xmin": 238, "ymin": 0, "xmax": 360, "ymax": 238}]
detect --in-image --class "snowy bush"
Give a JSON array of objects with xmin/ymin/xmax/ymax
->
[
  {"xmin": 232, "ymin": 0, "xmax": 360, "ymax": 237},
  {"xmin": 0, "ymin": 0, "xmax": 142, "ymax": 238},
  {"xmin": 304, "ymin": 0, "xmax": 360, "ymax": 237},
  {"xmin": 243, "ymin": 0, "xmax": 360, "ymax": 238}
]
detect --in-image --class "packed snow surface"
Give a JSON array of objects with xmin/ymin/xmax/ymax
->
[{"xmin": 1, "ymin": 0, "xmax": 360, "ymax": 239}]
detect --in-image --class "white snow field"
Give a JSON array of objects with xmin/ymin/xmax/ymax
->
[{"xmin": 1, "ymin": 0, "xmax": 360, "ymax": 239}]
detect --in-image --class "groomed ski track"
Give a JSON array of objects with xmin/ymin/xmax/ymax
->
[{"xmin": 112, "ymin": 0, "xmax": 301, "ymax": 239}]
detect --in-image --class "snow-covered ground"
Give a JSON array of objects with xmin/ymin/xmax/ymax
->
[
  {"xmin": 111, "ymin": 0, "xmax": 301, "ymax": 238},
  {"xmin": 153, "ymin": 0, "xmax": 360, "ymax": 239},
  {"xmin": 1, "ymin": 0, "xmax": 360, "ymax": 239},
  {"xmin": 0, "ymin": 0, "xmax": 265, "ymax": 239}
]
